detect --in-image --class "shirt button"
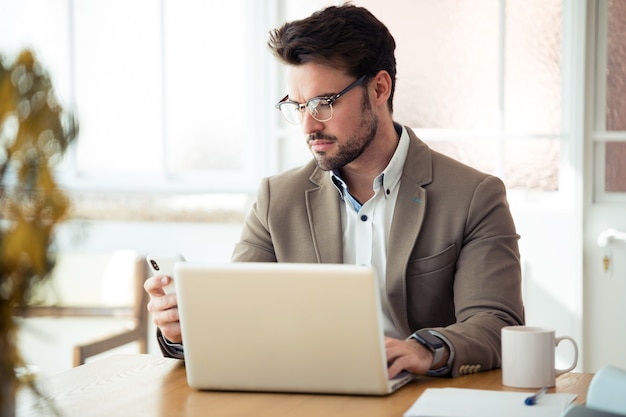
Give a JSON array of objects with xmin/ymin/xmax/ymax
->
[
  {"xmin": 360, "ymin": 215, "xmax": 368, "ymax": 221},
  {"xmin": 386, "ymin": 189, "xmax": 390, "ymax": 195}
]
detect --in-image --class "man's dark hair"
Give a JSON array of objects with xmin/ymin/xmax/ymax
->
[{"xmin": 268, "ymin": 3, "xmax": 397, "ymax": 112}]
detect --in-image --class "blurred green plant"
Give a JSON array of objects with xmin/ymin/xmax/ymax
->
[{"xmin": 0, "ymin": 50, "xmax": 77, "ymax": 416}]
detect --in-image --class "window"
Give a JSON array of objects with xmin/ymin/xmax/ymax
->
[
  {"xmin": 0, "ymin": 0, "xmax": 272, "ymax": 195},
  {"xmin": 1, "ymin": 0, "xmax": 277, "ymax": 220},
  {"xmin": 345, "ymin": 0, "xmax": 564, "ymax": 192},
  {"xmin": 1, "ymin": 0, "xmax": 575, "ymax": 222}
]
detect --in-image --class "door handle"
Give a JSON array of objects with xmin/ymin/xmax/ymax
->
[{"xmin": 597, "ymin": 228, "xmax": 626, "ymax": 247}]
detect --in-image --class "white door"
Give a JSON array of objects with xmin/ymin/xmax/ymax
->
[{"xmin": 582, "ymin": 0, "xmax": 626, "ymax": 372}]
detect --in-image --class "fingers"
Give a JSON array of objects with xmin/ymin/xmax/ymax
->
[
  {"xmin": 147, "ymin": 293, "xmax": 179, "ymax": 317},
  {"xmin": 144, "ymin": 275, "xmax": 183, "ymax": 343},
  {"xmin": 385, "ymin": 338, "xmax": 411, "ymax": 379},
  {"xmin": 144, "ymin": 275, "xmax": 171, "ymax": 296},
  {"xmin": 145, "ymin": 275, "xmax": 177, "ymax": 314},
  {"xmin": 385, "ymin": 337, "xmax": 433, "ymax": 378},
  {"xmin": 387, "ymin": 360, "xmax": 405, "ymax": 380},
  {"xmin": 155, "ymin": 310, "xmax": 182, "ymax": 343}
]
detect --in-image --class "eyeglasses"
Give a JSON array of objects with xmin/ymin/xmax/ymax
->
[{"xmin": 275, "ymin": 75, "xmax": 367, "ymax": 125}]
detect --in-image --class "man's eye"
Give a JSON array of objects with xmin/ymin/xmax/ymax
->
[{"xmin": 309, "ymin": 99, "xmax": 330, "ymax": 111}]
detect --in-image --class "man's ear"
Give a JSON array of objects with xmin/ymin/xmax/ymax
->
[{"xmin": 371, "ymin": 70, "xmax": 392, "ymax": 107}]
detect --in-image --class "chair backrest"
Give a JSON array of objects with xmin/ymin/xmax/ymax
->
[
  {"xmin": 15, "ymin": 250, "xmax": 150, "ymax": 368},
  {"xmin": 71, "ymin": 252, "xmax": 150, "ymax": 365}
]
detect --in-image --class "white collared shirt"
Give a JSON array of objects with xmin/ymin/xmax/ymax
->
[{"xmin": 330, "ymin": 126, "xmax": 410, "ymax": 339}]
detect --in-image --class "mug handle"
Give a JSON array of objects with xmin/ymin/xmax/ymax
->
[{"xmin": 555, "ymin": 336, "xmax": 578, "ymax": 377}]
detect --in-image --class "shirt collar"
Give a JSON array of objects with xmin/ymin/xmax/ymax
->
[{"xmin": 330, "ymin": 124, "xmax": 410, "ymax": 200}]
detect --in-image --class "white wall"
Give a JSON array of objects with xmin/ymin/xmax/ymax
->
[{"xmin": 510, "ymin": 203, "xmax": 582, "ymax": 371}]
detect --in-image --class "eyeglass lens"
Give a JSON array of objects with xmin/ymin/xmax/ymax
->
[
  {"xmin": 276, "ymin": 75, "xmax": 366, "ymax": 125},
  {"xmin": 279, "ymin": 98, "xmax": 332, "ymax": 124}
]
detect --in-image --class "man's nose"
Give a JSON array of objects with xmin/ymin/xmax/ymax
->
[{"xmin": 301, "ymin": 110, "xmax": 324, "ymax": 135}]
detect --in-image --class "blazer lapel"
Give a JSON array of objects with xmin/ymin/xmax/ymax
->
[
  {"xmin": 306, "ymin": 167, "xmax": 343, "ymax": 264},
  {"xmin": 301, "ymin": 128, "xmax": 433, "ymax": 335},
  {"xmin": 386, "ymin": 128, "xmax": 432, "ymax": 336}
]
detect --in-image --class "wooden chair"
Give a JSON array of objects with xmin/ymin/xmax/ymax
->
[{"xmin": 17, "ymin": 250, "xmax": 149, "ymax": 367}]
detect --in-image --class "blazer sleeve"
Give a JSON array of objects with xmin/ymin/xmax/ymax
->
[
  {"xmin": 429, "ymin": 175, "xmax": 525, "ymax": 377},
  {"xmin": 156, "ymin": 328, "xmax": 185, "ymax": 360},
  {"xmin": 231, "ymin": 177, "xmax": 278, "ymax": 262}
]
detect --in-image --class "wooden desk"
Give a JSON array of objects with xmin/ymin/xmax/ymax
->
[{"xmin": 18, "ymin": 354, "xmax": 593, "ymax": 417}]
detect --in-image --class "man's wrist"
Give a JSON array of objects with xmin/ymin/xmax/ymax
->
[
  {"xmin": 428, "ymin": 330, "xmax": 455, "ymax": 375},
  {"xmin": 408, "ymin": 329, "xmax": 453, "ymax": 375}
]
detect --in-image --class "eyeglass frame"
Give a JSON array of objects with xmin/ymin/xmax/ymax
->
[{"xmin": 275, "ymin": 75, "xmax": 368, "ymax": 124}]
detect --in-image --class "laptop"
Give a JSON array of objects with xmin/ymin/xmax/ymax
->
[{"xmin": 173, "ymin": 262, "xmax": 414, "ymax": 395}]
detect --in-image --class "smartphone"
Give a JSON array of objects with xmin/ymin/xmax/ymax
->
[{"xmin": 146, "ymin": 253, "xmax": 186, "ymax": 295}]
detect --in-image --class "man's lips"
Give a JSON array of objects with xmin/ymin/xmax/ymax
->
[{"xmin": 308, "ymin": 139, "xmax": 336, "ymax": 153}]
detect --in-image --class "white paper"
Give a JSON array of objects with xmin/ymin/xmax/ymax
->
[{"xmin": 404, "ymin": 388, "xmax": 577, "ymax": 417}]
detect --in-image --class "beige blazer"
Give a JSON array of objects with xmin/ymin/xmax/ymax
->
[{"xmin": 232, "ymin": 126, "xmax": 524, "ymax": 377}]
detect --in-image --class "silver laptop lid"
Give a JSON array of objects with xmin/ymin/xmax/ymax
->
[{"xmin": 174, "ymin": 262, "xmax": 409, "ymax": 395}]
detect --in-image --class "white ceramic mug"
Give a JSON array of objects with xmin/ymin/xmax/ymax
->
[{"xmin": 501, "ymin": 326, "xmax": 578, "ymax": 388}]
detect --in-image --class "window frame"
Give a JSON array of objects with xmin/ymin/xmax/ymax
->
[{"xmin": 591, "ymin": 0, "xmax": 626, "ymax": 202}]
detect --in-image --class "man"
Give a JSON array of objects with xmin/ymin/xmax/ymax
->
[{"xmin": 145, "ymin": 4, "xmax": 524, "ymax": 378}]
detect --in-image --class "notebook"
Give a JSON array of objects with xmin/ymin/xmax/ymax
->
[
  {"xmin": 173, "ymin": 262, "xmax": 414, "ymax": 395},
  {"xmin": 404, "ymin": 388, "xmax": 577, "ymax": 417}
]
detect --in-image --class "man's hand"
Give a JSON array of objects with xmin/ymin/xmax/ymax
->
[
  {"xmin": 385, "ymin": 336, "xmax": 436, "ymax": 378},
  {"xmin": 144, "ymin": 275, "xmax": 182, "ymax": 343}
]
